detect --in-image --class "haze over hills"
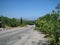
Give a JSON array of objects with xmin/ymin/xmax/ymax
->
[{"xmin": 0, "ymin": 0, "xmax": 60, "ymax": 20}]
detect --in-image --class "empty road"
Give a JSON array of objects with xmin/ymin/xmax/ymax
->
[
  {"xmin": 0, "ymin": 25, "xmax": 49, "ymax": 45},
  {"xmin": 0, "ymin": 25, "xmax": 35, "ymax": 45}
]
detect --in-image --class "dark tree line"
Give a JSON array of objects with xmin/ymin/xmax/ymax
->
[{"xmin": 0, "ymin": 16, "xmax": 34, "ymax": 28}]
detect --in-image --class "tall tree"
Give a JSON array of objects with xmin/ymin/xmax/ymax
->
[{"xmin": 20, "ymin": 17, "xmax": 23, "ymax": 24}]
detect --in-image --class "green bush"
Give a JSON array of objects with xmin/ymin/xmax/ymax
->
[{"xmin": 35, "ymin": 4, "xmax": 60, "ymax": 45}]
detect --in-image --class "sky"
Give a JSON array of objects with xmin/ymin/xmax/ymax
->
[{"xmin": 0, "ymin": 0, "xmax": 60, "ymax": 20}]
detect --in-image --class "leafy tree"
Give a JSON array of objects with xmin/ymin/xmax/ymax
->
[
  {"xmin": 35, "ymin": 4, "xmax": 60, "ymax": 45},
  {"xmin": 0, "ymin": 16, "xmax": 34, "ymax": 28}
]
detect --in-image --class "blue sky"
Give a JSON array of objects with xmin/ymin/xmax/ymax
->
[{"xmin": 0, "ymin": 0, "xmax": 60, "ymax": 20}]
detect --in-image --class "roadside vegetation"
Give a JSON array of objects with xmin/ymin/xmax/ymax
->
[
  {"xmin": 0, "ymin": 16, "xmax": 34, "ymax": 28},
  {"xmin": 35, "ymin": 4, "xmax": 60, "ymax": 45}
]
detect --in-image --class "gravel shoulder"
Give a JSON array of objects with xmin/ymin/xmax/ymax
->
[
  {"xmin": 13, "ymin": 30, "xmax": 49, "ymax": 45},
  {"xmin": 22, "ymin": 30, "xmax": 49, "ymax": 45}
]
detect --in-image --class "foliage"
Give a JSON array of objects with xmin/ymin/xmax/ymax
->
[
  {"xmin": 0, "ymin": 16, "xmax": 34, "ymax": 28},
  {"xmin": 35, "ymin": 4, "xmax": 60, "ymax": 45}
]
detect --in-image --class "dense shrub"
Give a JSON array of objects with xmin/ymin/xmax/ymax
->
[
  {"xmin": 0, "ymin": 16, "xmax": 34, "ymax": 28},
  {"xmin": 35, "ymin": 4, "xmax": 60, "ymax": 45}
]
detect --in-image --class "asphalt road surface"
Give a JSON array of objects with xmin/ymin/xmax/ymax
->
[{"xmin": 0, "ymin": 25, "xmax": 35, "ymax": 45}]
